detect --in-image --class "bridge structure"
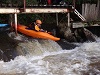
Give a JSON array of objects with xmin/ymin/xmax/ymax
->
[
  {"xmin": 0, "ymin": 0, "xmax": 77, "ymax": 34},
  {"xmin": 0, "ymin": 4, "xmax": 74, "ymax": 34},
  {"xmin": 0, "ymin": 4, "xmax": 73, "ymax": 13},
  {"xmin": 0, "ymin": 0, "xmax": 86, "ymax": 35}
]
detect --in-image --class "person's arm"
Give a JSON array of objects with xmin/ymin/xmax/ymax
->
[{"xmin": 29, "ymin": 22, "xmax": 34, "ymax": 28}]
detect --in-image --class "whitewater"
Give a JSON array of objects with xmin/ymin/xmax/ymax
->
[{"xmin": 0, "ymin": 32, "xmax": 100, "ymax": 75}]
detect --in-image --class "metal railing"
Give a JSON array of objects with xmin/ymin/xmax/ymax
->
[{"xmin": 74, "ymin": 9, "xmax": 86, "ymax": 21}]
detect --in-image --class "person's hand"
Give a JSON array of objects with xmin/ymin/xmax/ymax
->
[
  {"xmin": 45, "ymin": 31, "xmax": 47, "ymax": 32},
  {"xmin": 40, "ymin": 29, "xmax": 44, "ymax": 31},
  {"xmin": 47, "ymin": 32, "xmax": 52, "ymax": 34}
]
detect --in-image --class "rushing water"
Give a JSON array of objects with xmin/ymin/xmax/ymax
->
[{"xmin": 0, "ymin": 32, "xmax": 100, "ymax": 75}]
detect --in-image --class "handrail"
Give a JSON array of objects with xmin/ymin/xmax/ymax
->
[{"xmin": 74, "ymin": 9, "xmax": 86, "ymax": 21}]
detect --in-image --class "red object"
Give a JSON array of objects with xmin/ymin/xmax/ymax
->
[{"xmin": 47, "ymin": 0, "xmax": 51, "ymax": 5}]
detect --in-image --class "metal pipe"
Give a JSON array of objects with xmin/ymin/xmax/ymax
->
[
  {"xmin": 24, "ymin": 0, "xmax": 26, "ymax": 12},
  {"xmin": 9, "ymin": 14, "xmax": 13, "ymax": 31},
  {"xmin": 56, "ymin": 13, "xmax": 59, "ymax": 26},
  {"xmin": 68, "ymin": 13, "xmax": 70, "ymax": 27},
  {"xmin": 14, "ymin": 13, "xmax": 18, "ymax": 35},
  {"xmin": 9, "ymin": 14, "xmax": 13, "ymax": 26}
]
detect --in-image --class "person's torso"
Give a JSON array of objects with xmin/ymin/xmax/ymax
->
[{"xmin": 35, "ymin": 25, "xmax": 41, "ymax": 31}]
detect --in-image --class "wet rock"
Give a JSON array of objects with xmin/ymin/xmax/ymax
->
[
  {"xmin": 74, "ymin": 27, "xmax": 96, "ymax": 42},
  {"xmin": 0, "ymin": 49, "xmax": 8, "ymax": 62},
  {"xmin": 85, "ymin": 26, "xmax": 100, "ymax": 37},
  {"xmin": 64, "ymin": 27, "xmax": 77, "ymax": 42},
  {"xmin": 57, "ymin": 23, "xmax": 96, "ymax": 42},
  {"xmin": 74, "ymin": 28, "xmax": 88, "ymax": 42},
  {"xmin": 57, "ymin": 23, "xmax": 77, "ymax": 42},
  {"xmin": 83, "ymin": 28, "xmax": 96, "ymax": 42},
  {"xmin": 57, "ymin": 39, "xmax": 77, "ymax": 50},
  {"xmin": 0, "ymin": 32, "xmax": 19, "ymax": 61}
]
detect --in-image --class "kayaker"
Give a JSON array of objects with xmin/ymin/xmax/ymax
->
[{"xmin": 29, "ymin": 19, "xmax": 47, "ymax": 32}]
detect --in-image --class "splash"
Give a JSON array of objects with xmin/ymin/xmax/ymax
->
[
  {"xmin": 0, "ymin": 32, "xmax": 100, "ymax": 75},
  {"xmin": 8, "ymin": 32, "xmax": 62, "ymax": 56},
  {"xmin": 16, "ymin": 39, "xmax": 62, "ymax": 56},
  {"xmin": 0, "ymin": 40, "xmax": 100, "ymax": 75}
]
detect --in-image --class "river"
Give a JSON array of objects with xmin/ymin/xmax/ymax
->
[{"xmin": 0, "ymin": 32, "xmax": 99, "ymax": 75}]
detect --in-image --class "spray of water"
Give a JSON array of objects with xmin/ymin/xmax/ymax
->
[{"xmin": 0, "ymin": 32, "xmax": 99, "ymax": 75}]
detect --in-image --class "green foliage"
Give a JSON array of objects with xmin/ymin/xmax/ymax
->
[
  {"xmin": 17, "ymin": 13, "xmax": 57, "ymax": 25},
  {"xmin": 18, "ymin": 14, "xmax": 36, "ymax": 25},
  {"xmin": 63, "ymin": 0, "xmax": 98, "ymax": 4},
  {"xmin": 0, "ymin": 14, "xmax": 9, "ymax": 23},
  {"xmin": 18, "ymin": 13, "xmax": 45, "ymax": 25},
  {"xmin": 0, "ymin": 0, "xmax": 98, "ymax": 4},
  {"xmin": 83, "ymin": 0, "xmax": 98, "ymax": 4},
  {"xmin": 26, "ymin": 0, "xmax": 38, "ymax": 5}
]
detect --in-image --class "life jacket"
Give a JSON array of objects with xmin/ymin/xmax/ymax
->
[
  {"xmin": 29, "ymin": 20, "xmax": 42, "ymax": 31},
  {"xmin": 35, "ymin": 25, "xmax": 41, "ymax": 31}
]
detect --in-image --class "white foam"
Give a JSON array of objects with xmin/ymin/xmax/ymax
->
[{"xmin": 0, "ymin": 36, "xmax": 100, "ymax": 75}]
